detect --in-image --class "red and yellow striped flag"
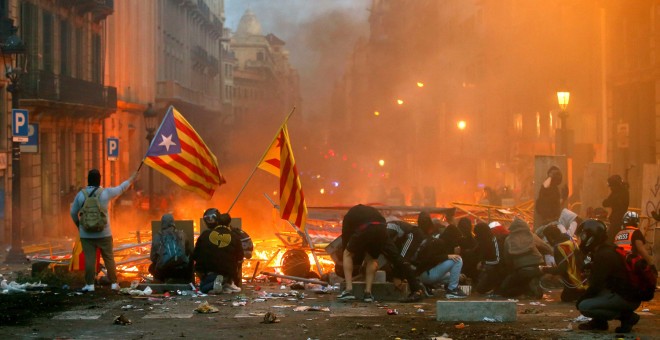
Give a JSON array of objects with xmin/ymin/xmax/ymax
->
[
  {"xmin": 69, "ymin": 239, "xmax": 100, "ymax": 272},
  {"xmin": 144, "ymin": 106, "xmax": 225, "ymax": 199},
  {"xmin": 258, "ymin": 125, "xmax": 308, "ymax": 230}
]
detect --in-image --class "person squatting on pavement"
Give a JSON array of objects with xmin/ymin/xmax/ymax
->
[
  {"xmin": 338, "ymin": 204, "xmax": 425, "ymax": 303},
  {"xmin": 193, "ymin": 208, "xmax": 243, "ymax": 294},
  {"xmin": 473, "ymin": 222, "xmax": 506, "ymax": 295},
  {"xmin": 541, "ymin": 225, "xmax": 587, "ymax": 302},
  {"xmin": 70, "ymin": 169, "xmax": 137, "ymax": 292},
  {"xmin": 575, "ymin": 219, "xmax": 642, "ymax": 333},
  {"xmin": 496, "ymin": 218, "xmax": 552, "ymax": 299},
  {"xmin": 149, "ymin": 213, "xmax": 191, "ymax": 283}
]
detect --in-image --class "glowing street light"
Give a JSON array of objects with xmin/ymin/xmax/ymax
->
[
  {"xmin": 374, "ymin": 111, "xmax": 380, "ymax": 116},
  {"xmin": 396, "ymin": 99, "xmax": 404, "ymax": 105},
  {"xmin": 378, "ymin": 159, "xmax": 385, "ymax": 167},
  {"xmin": 416, "ymin": 82, "xmax": 424, "ymax": 88},
  {"xmin": 457, "ymin": 120, "xmax": 467, "ymax": 130}
]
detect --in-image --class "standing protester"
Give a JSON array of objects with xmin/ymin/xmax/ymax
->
[
  {"xmin": 193, "ymin": 208, "xmax": 243, "ymax": 294},
  {"xmin": 614, "ymin": 211, "xmax": 654, "ymax": 265},
  {"xmin": 602, "ymin": 174, "xmax": 629, "ymax": 242},
  {"xmin": 338, "ymin": 204, "xmax": 424, "ymax": 303},
  {"xmin": 497, "ymin": 218, "xmax": 552, "ymax": 299},
  {"xmin": 541, "ymin": 225, "xmax": 587, "ymax": 302},
  {"xmin": 473, "ymin": 222, "xmax": 506, "ymax": 295},
  {"xmin": 535, "ymin": 166, "xmax": 566, "ymax": 232},
  {"xmin": 70, "ymin": 169, "xmax": 137, "ymax": 292},
  {"xmin": 576, "ymin": 219, "xmax": 642, "ymax": 333},
  {"xmin": 149, "ymin": 213, "xmax": 191, "ymax": 283}
]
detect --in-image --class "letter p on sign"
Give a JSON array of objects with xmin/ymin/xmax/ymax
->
[{"xmin": 12, "ymin": 109, "xmax": 29, "ymax": 141}]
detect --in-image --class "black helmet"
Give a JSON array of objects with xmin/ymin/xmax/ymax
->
[
  {"xmin": 218, "ymin": 213, "xmax": 232, "ymax": 227},
  {"xmin": 203, "ymin": 208, "xmax": 221, "ymax": 228},
  {"xmin": 577, "ymin": 219, "xmax": 607, "ymax": 254},
  {"xmin": 622, "ymin": 211, "xmax": 639, "ymax": 227}
]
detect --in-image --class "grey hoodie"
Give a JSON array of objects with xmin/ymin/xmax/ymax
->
[{"xmin": 504, "ymin": 218, "xmax": 546, "ymax": 269}]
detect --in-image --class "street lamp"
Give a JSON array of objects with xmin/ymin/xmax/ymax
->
[
  {"xmin": 556, "ymin": 91, "xmax": 570, "ymax": 155},
  {"xmin": 457, "ymin": 120, "xmax": 467, "ymax": 151},
  {"xmin": 143, "ymin": 103, "xmax": 158, "ymax": 215},
  {"xmin": 2, "ymin": 23, "xmax": 26, "ymax": 263}
]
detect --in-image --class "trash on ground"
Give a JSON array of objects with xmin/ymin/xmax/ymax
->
[
  {"xmin": 195, "ymin": 301, "xmax": 219, "ymax": 314},
  {"xmin": 262, "ymin": 311, "xmax": 280, "ymax": 324},
  {"xmin": 454, "ymin": 322, "xmax": 465, "ymax": 329},
  {"xmin": 293, "ymin": 306, "xmax": 330, "ymax": 312},
  {"xmin": 113, "ymin": 314, "xmax": 132, "ymax": 325},
  {"xmin": 387, "ymin": 309, "xmax": 398, "ymax": 315}
]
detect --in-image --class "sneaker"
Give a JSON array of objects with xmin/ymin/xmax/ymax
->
[
  {"xmin": 111, "ymin": 283, "xmax": 120, "ymax": 291},
  {"xmin": 363, "ymin": 292, "xmax": 375, "ymax": 303},
  {"xmin": 224, "ymin": 282, "xmax": 241, "ymax": 293},
  {"xmin": 222, "ymin": 287, "xmax": 234, "ymax": 294},
  {"xmin": 338, "ymin": 290, "xmax": 356, "ymax": 301},
  {"xmin": 81, "ymin": 284, "xmax": 95, "ymax": 292},
  {"xmin": 615, "ymin": 312, "xmax": 640, "ymax": 333},
  {"xmin": 577, "ymin": 319, "xmax": 608, "ymax": 331},
  {"xmin": 445, "ymin": 288, "xmax": 468, "ymax": 299},
  {"xmin": 213, "ymin": 275, "xmax": 224, "ymax": 292}
]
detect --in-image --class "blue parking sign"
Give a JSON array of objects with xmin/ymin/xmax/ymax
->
[
  {"xmin": 107, "ymin": 138, "xmax": 119, "ymax": 160},
  {"xmin": 12, "ymin": 109, "xmax": 28, "ymax": 142},
  {"xmin": 20, "ymin": 123, "xmax": 39, "ymax": 153}
]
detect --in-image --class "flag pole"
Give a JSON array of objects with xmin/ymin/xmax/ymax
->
[
  {"xmin": 137, "ymin": 105, "xmax": 173, "ymax": 173},
  {"xmin": 226, "ymin": 107, "xmax": 296, "ymax": 213}
]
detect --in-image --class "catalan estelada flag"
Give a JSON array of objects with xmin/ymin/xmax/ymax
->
[
  {"xmin": 258, "ymin": 124, "xmax": 308, "ymax": 230},
  {"xmin": 144, "ymin": 106, "xmax": 225, "ymax": 199}
]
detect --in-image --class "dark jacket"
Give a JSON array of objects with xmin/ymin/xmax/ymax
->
[
  {"xmin": 602, "ymin": 181, "xmax": 629, "ymax": 231},
  {"xmin": 536, "ymin": 185, "xmax": 562, "ymax": 224},
  {"xmin": 387, "ymin": 220, "xmax": 426, "ymax": 260},
  {"xmin": 580, "ymin": 243, "xmax": 637, "ymax": 302},
  {"xmin": 192, "ymin": 225, "xmax": 244, "ymax": 276},
  {"xmin": 341, "ymin": 204, "xmax": 386, "ymax": 249}
]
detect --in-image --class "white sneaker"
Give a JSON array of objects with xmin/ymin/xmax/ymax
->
[
  {"xmin": 81, "ymin": 284, "xmax": 95, "ymax": 292},
  {"xmin": 213, "ymin": 275, "xmax": 224, "ymax": 292},
  {"xmin": 224, "ymin": 282, "xmax": 241, "ymax": 293},
  {"xmin": 111, "ymin": 283, "xmax": 120, "ymax": 291}
]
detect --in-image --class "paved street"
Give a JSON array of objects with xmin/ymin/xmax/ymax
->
[{"xmin": 1, "ymin": 278, "xmax": 658, "ymax": 339}]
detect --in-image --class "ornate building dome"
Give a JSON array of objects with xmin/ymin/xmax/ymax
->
[{"xmin": 236, "ymin": 9, "xmax": 262, "ymax": 37}]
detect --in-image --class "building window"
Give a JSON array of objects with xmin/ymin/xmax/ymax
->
[
  {"xmin": 60, "ymin": 20, "xmax": 70, "ymax": 76},
  {"xmin": 75, "ymin": 27, "xmax": 83, "ymax": 78},
  {"xmin": 42, "ymin": 12, "xmax": 54, "ymax": 72}
]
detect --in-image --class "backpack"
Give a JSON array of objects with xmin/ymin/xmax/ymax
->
[
  {"xmin": 615, "ymin": 246, "xmax": 657, "ymax": 301},
  {"xmin": 237, "ymin": 229, "xmax": 253, "ymax": 259},
  {"xmin": 79, "ymin": 187, "xmax": 107, "ymax": 233},
  {"xmin": 156, "ymin": 229, "xmax": 188, "ymax": 271}
]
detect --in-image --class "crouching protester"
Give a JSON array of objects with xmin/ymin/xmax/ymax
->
[
  {"xmin": 338, "ymin": 204, "xmax": 425, "ymax": 303},
  {"xmin": 473, "ymin": 222, "xmax": 506, "ymax": 295},
  {"xmin": 192, "ymin": 208, "xmax": 244, "ymax": 294},
  {"xmin": 495, "ymin": 218, "xmax": 551, "ymax": 299},
  {"xmin": 411, "ymin": 224, "xmax": 467, "ymax": 299},
  {"xmin": 541, "ymin": 225, "xmax": 587, "ymax": 302},
  {"xmin": 149, "ymin": 213, "xmax": 191, "ymax": 283},
  {"xmin": 575, "ymin": 219, "xmax": 642, "ymax": 333}
]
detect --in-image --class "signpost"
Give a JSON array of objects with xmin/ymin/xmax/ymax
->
[
  {"xmin": 20, "ymin": 123, "xmax": 38, "ymax": 153},
  {"xmin": 107, "ymin": 138, "xmax": 119, "ymax": 161},
  {"xmin": 12, "ymin": 108, "xmax": 28, "ymax": 142}
]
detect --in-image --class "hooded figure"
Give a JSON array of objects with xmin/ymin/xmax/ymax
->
[
  {"xmin": 495, "ymin": 218, "xmax": 550, "ymax": 298},
  {"xmin": 149, "ymin": 213, "xmax": 191, "ymax": 283}
]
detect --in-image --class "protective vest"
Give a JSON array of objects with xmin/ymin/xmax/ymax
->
[
  {"xmin": 614, "ymin": 226, "xmax": 637, "ymax": 253},
  {"xmin": 556, "ymin": 239, "xmax": 588, "ymax": 290}
]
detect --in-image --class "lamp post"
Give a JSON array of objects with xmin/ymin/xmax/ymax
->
[
  {"xmin": 2, "ymin": 24, "xmax": 26, "ymax": 263},
  {"xmin": 143, "ymin": 103, "xmax": 158, "ymax": 216},
  {"xmin": 556, "ymin": 91, "xmax": 570, "ymax": 155}
]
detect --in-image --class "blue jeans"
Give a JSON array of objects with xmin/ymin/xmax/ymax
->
[{"xmin": 419, "ymin": 258, "xmax": 463, "ymax": 290}]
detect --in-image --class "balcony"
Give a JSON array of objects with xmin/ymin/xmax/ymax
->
[
  {"xmin": 22, "ymin": 70, "xmax": 117, "ymax": 111},
  {"xmin": 73, "ymin": 0, "xmax": 114, "ymax": 22},
  {"xmin": 156, "ymin": 80, "xmax": 221, "ymax": 112}
]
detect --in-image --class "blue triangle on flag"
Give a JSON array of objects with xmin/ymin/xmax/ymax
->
[{"xmin": 146, "ymin": 108, "xmax": 182, "ymax": 157}]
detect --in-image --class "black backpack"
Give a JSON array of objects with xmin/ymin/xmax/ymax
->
[{"xmin": 156, "ymin": 228, "xmax": 188, "ymax": 271}]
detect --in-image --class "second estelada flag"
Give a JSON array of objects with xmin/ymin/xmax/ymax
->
[
  {"xmin": 258, "ymin": 124, "xmax": 307, "ymax": 230},
  {"xmin": 144, "ymin": 105, "xmax": 225, "ymax": 199}
]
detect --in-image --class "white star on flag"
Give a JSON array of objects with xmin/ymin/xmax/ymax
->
[{"xmin": 158, "ymin": 134, "xmax": 177, "ymax": 151}]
